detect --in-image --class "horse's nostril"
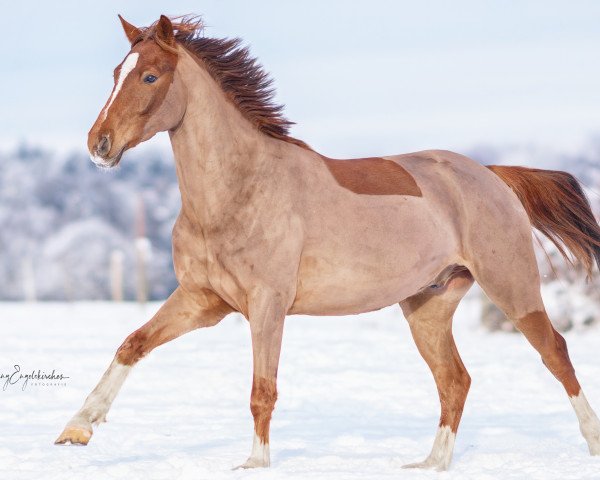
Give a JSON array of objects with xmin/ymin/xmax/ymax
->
[{"xmin": 97, "ymin": 135, "xmax": 111, "ymax": 157}]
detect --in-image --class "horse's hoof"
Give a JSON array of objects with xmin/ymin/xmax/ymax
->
[
  {"xmin": 54, "ymin": 426, "xmax": 92, "ymax": 445},
  {"xmin": 233, "ymin": 458, "xmax": 270, "ymax": 470},
  {"xmin": 585, "ymin": 429, "xmax": 600, "ymax": 455},
  {"xmin": 402, "ymin": 459, "xmax": 448, "ymax": 471}
]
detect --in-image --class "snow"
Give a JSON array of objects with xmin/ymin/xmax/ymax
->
[{"xmin": 1, "ymin": 291, "xmax": 600, "ymax": 479}]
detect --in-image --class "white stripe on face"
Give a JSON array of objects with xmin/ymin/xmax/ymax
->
[{"xmin": 101, "ymin": 52, "xmax": 140, "ymax": 121}]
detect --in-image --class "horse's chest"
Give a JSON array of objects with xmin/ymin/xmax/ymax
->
[
  {"xmin": 171, "ymin": 219, "xmax": 212, "ymax": 294},
  {"xmin": 170, "ymin": 225, "xmax": 249, "ymax": 308}
]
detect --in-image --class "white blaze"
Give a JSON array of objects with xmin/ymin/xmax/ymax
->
[{"xmin": 101, "ymin": 52, "xmax": 140, "ymax": 122}]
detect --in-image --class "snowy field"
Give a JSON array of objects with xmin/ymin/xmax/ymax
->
[{"xmin": 1, "ymin": 291, "xmax": 600, "ymax": 479}]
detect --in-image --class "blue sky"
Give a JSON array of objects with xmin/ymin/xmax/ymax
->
[{"xmin": 2, "ymin": 1, "xmax": 600, "ymax": 156}]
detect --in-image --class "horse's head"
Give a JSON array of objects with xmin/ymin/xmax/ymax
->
[{"xmin": 88, "ymin": 15, "xmax": 186, "ymax": 168}]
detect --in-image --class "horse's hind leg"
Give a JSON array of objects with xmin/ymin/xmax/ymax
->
[
  {"xmin": 515, "ymin": 311, "xmax": 600, "ymax": 454},
  {"xmin": 468, "ymin": 231, "xmax": 600, "ymax": 455},
  {"xmin": 399, "ymin": 267, "xmax": 474, "ymax": 471},
  {"xmin": 55, "ymin": 287, "xmax": 231, "ymax": 445}
]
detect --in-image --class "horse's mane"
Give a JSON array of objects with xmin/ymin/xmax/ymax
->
[{"xmin": 135, "ymin": 16, "xmax": 310, "ymax": 149}]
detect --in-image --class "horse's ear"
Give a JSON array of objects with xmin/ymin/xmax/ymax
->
[
  {"xmin": 156, "ymin": 15, "xmax": 175, "ymax": 46},
  {"xmin": 118, "ymin": 15, "xmax": 142, "ymax": 44}
]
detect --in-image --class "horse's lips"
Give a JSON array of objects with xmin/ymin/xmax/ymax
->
[
  {"xmin": 109, "ymin": 147, "xmax": 126, "ymax": 167},
  {"xmin": 90, "ymin": 147, "xmax": 126, "ymax": 169}
]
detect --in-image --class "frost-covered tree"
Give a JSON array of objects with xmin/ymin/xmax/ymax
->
[{"xmin": 0, "ymin": 144, "xmax": 179, "ymax": 300}]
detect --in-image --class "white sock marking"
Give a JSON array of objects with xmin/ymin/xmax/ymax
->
[
  {"xmin": 235, "ymin": 433, "xmax": 270, "ymax": 469},
  {"xmin": 570, "ymin": 391, "xmax": 600, "ymax": 455},
  {"xmin": 249, "ymin": 433, "xmax": 270, "ymax": 466},
  {"xmin": 427, "ymin": 425, "xmax": 456, "ymax": 470},
  {"xmin": 69, "ymin": 360, "xmax": 131, "ymax": 427},
  {"xmin": 101, "ymin": 52, "xmax": 139, "ymax": 122},
  {"xmin": 403, "ymin": 425, "xmax": 456, "ymax": 471}
]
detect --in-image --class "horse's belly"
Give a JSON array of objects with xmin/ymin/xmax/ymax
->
[
  {"xmin": 290, "ymin": 274, "xmax": 425, "ymax": 315},
  {"xmin": 289, "ymin": 220, "xmax": 455, "ymax": 315}
]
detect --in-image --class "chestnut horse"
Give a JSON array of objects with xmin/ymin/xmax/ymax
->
[{"xmin": 56, "ymin": 15, "xmax": 600, "ymax": 471}]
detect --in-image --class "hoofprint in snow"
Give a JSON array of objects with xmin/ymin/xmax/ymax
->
[{"xmin": 1, "ymin": 290, "xmax": 600, "ymax": 479}]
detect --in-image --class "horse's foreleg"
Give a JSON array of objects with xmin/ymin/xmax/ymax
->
[
  {"xmin": 55, "ymin": 287, "xmax": 231, "ymax": 446},
  {"xmin": 235, "ymin": 290, "xmax": 287, "ymax": 469},
  {"xmin": 399, "ymin": 270, "xmax": 474, "ymax": 471}
]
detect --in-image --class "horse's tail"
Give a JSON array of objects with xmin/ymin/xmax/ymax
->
[{"xmin": 487, "ymin": 165, "xmax": 600, "ymax": 277}]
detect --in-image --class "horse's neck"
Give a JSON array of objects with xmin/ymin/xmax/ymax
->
[{"xmin": 168, "ymin": 51, "xmax": 274, "ymax": 223}]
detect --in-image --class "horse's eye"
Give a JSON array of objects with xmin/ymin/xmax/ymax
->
[{"xmin": 144, "ymin": 75, "xmax": 158, "ymax": 84}]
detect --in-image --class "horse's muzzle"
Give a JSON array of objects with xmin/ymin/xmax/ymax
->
[{"xmin": 95, "ymin": 135, "xmax": 112, "ymax": 158}]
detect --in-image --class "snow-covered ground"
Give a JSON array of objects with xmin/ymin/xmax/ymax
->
[{"xmin": 1, "ymin": 291, "xmax": 600, "ymax": 479}]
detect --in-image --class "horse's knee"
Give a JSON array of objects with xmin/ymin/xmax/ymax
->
[
  {"xmin": 116, "ymin": 329, "xmax": 149, "ymax": 365},
  {"xmin": 250, "ymin": 376, "xmax": 277, "ymax": 442},
  {"xmin": 460, "ymin": 368, "xmax": 472, "ymax": 393}
]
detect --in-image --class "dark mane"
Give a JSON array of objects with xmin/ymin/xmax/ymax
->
[{"xmin": 137, "ymin": 16, "xmax": 310, "ymax": 149}]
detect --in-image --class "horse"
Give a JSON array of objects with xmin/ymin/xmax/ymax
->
[{"xmin": 55, "ymin": 15, "xmax": 600, "ymax": 471}]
